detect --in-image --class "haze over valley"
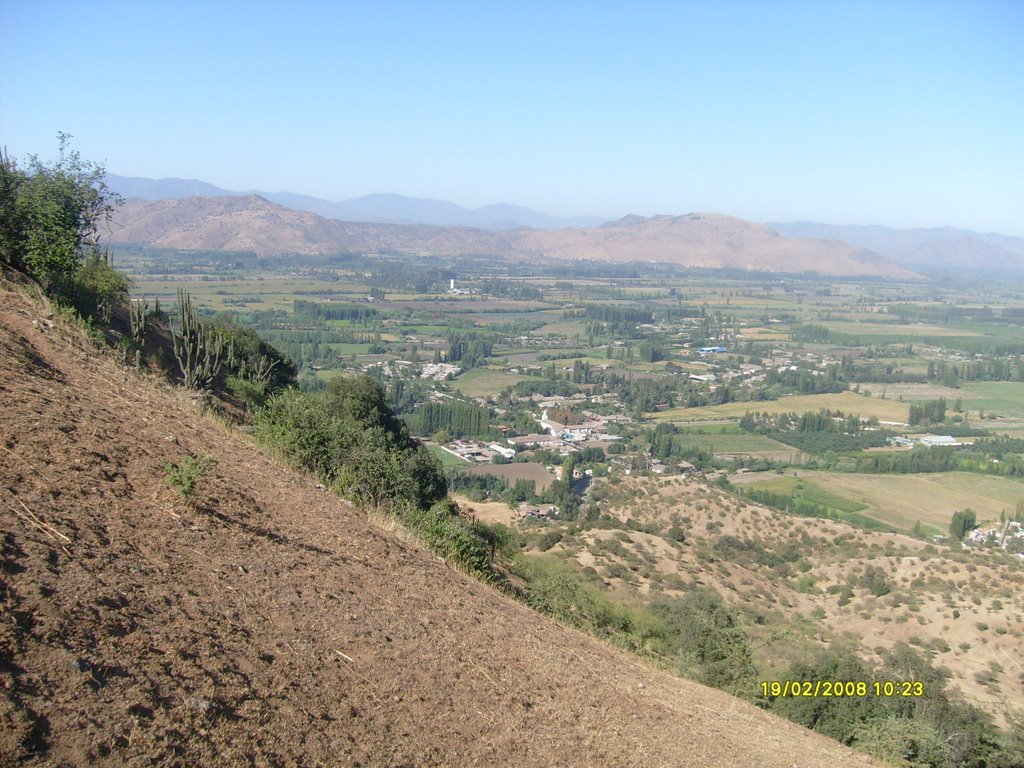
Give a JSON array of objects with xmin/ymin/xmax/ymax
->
[{"xmin": 104, "ymin": 174, "xmax": 1024, "ymax": 277}]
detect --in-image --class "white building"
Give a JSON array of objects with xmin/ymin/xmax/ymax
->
[{"xmin": 919, "ymin": 435, "xmax": 961, "ymax": 447}]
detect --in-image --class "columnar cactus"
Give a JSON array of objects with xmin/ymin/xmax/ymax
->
[
  {"xmin": 172, "ymin": 288, "xmax": 225, "ymax": 391},
  {"xmin": 130, "ymin": 296, "xmax": 148, "ymax": 346}
]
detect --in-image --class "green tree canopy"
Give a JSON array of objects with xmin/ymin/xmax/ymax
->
[
  {"xmin": 949, "ymin": 508, "xmax": 978, "ymax": 540},
  {"xmin": 0, "ymin": 134, "xmax": 121, "ymax": 301}
]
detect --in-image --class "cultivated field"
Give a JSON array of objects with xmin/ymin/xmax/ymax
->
[
  {"xmin": 671, "ymin": 431, "xmax": 802, "ymax": 459},
  {"xmin": 797, "ymin": 470, "xmax": 1024, "ymax": 532},
  {"xmin": 461, "ymin": 461, "xmax": 557, "ymax": 492},
  {"xmin": 450, "ymin": 368, "xmax": 532, "ymax": 398},
  {"xmin": 654, "ymin": 391, "xmax": 911, "ymax": 424},
  {"xmin": 823, "ymin": 320, "xmax": 985, "ymax": 338},
  {"xmin": 426, "ymin": 443, "xmax": 472, "ymax": 468},
  {"xmin": 961, "ymin": 381, "xmax": 1024, "ymax": 415}
]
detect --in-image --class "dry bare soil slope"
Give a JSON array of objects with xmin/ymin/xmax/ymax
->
[
  {"xmin": 0, "ymin": 281, "xmax": 877, "ymax": 766},
  {"xmin": 107, "ymin": 196, "xmax": 914, "ymax": 278}
]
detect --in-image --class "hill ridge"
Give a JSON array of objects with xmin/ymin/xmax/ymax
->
[
  {"xmin": 0, "ymin": 279, "xmax": 876, "ymax": 766},
  {"xmin": 769, "ymin": 220, "xmax": 1024, "ymax": 273},
  {"xmin": 104, "ymin": 174, "xmax": 606, "ymax": 230},
  {"xmin": 107, "ymin": 195, "xmax": 915, "ymax": 278}
]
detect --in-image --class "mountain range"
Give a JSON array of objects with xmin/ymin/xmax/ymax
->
[
  {"xmin": 106, "ymin": 194, "xmax": 915, "ymax": 278},
  {"xmin": 105, "ymin": 174, "xmax": 1024, "ymax": 276},
  {"xmin": 769, "ymin": 221, "xmax": 1024, "ymax": 274},
  {"xmin": 105, "ymin": 174, "xmax": 605, "ymax": 230}
]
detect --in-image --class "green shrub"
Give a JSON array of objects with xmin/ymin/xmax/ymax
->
[
  {"xmin": 164, "ymin": 453, "xmax": 216, "ymax": 503},
  {"xmin": 209, "ymin": 315, "xmax": 297, "ymax": 390},
  {"xmin": 516, "ymin": 556, "xmax": 631, "ymax": 636},
  {"xmin": 254, "ymin": 376, "xmax": 446, "ymax": 512},
  {"xmin": 226, "ymin": 375, "xmax": 271, "ymax": 410},
  {"xmin": 651, "ymin": 589, "xmax": 756, "ymax": 695},
  {"xmin": 400, "ymin": 499, "xmax": 492, "ymax": 577},
  {"xmin": 950, "ymin": 509, "xmax": 978, "ymax": 540},
  {"xmin": 851, "ymin": 717, "xmax": 950, "ymax": 767},
  {"xmin": 65, "ymin": 254, "xmax": 129, "ymax": 323},
  {"xmin": 537, "ymin": 530, "xmax": 564, "ymax": 551}
]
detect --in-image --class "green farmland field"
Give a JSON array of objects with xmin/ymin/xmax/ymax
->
[
  {"xmin": 450, "ymin": 369, "xmax": 533, "ymax": 398},
  {"xmin": 796, "ymin": 470, "xmax": 1024, "ymax": 533},
  {"xmin": 672, "ymin": 432, "xmax": 797, "ymax": 456},
  {"xmin": 959, "ymin": 382, "xmax": 1024, "ymax": 414},
  {"xmin": 426, "ymin": 444, "xmax": 472, "ymax": 468}
]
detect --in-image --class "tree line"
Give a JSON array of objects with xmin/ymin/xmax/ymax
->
[
  {"xmin": 293, "ymin": 298, "xmax": 379, "ymax": 322},
  {"xmin": 408, "ymin": 400, "xmax": 491, "ymax": 439}
]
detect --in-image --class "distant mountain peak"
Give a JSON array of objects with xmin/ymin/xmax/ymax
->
[
  {"xmin": 769, "ymin": 220, "xmax": 1024, "ymax": 274},
  {"xmin": 104, "ymin": 174, "xmax": 607, "ymax": 231}
]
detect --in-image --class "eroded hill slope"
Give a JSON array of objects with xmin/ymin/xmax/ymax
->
[{"xmin": 0, "ymin": 281, "xmax": 876, "ymax": 767}]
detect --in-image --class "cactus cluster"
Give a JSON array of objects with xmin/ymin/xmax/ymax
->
[
  {"xmin": 172, "ymin": 288, "xmax": 225, "ymax": 391},
  {"xmin": 225, "ymin": 339, "xmax": 280, "ymax": 386},
  {"xmin": 243, "ymin": 354, "xmax": 279, "ymax": 385}
]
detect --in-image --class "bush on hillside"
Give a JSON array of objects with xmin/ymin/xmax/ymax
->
[
  {"xmin": 253, "ymin": 376, "xmax": 518, "ymax": 576},
  {"xmin": 254, "ymin": 375, "xmax": 447, "ymax": 512},
  {"xmin": 767, "ymin": 643, "xmax": 1012, "ymax": 767},
  {"xmin": 208, "ymin": 314, "xmax": 298, "ymax": 391},
  {"xmin": 519, "ymin": 556, "xmax": 632, "ymax": 635},
  {"xmin": 0, "ymin": 135, "xmax": 122, "ymax": 315},
  {"xmin": 651, "ymin": 589, "xmax": 756, "ymax": 695},
  {"xmin": 400, "ymin": 498, "xmax": 492, "ymax": 576}
]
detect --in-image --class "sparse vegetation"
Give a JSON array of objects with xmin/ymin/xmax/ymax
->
[{"xmin": 164, "ymin": 453, "xmax": 216, "ymax": 503}]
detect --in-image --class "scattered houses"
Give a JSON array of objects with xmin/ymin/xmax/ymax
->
[
  {"xmin": 965, "ymin": 521, "xmax": 1024, "ymax": 555},
  {"xmin": 420, "ymin": 362, "xmax": 462, "ymax": 380},
  {"xmin": 516, "ymin": 502, "xmax": 560, "ymax": 519},
  {"xmin": 508, "ymin": 433, "xmax": 564, "ymax": 449}
]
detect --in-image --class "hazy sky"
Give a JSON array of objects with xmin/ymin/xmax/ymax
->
[{"xmin": 2, "ymin": 0, "xmax": 1022, "ymax": 235}]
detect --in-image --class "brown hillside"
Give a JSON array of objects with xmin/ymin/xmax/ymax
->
[
  {"xmin": 553, "ymin": 474, "xmax": 1024, "ymax": 722},
  {"xmin": 106, "ymin": 196, "xmax": 915, "ymax": 278},
  {"xmin": 107, "ymin": 196, "xmax": 513, "ymax": 258},
  {"xmin": 0, "ymin": 280, "xmax": 877, "ymax": 766},
  {"xmin": 514, "ymin": 213, "xmax": 916, "ymax": 277}
]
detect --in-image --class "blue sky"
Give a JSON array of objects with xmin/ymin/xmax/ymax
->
[{"xmin": 2, "ymin": 0, "xmax": 1022, "ymax": 235}]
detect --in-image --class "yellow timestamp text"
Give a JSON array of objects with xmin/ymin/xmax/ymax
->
[{"xmin": 759, "ymin": 680, "xmax": 925, "ymax": 698}]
